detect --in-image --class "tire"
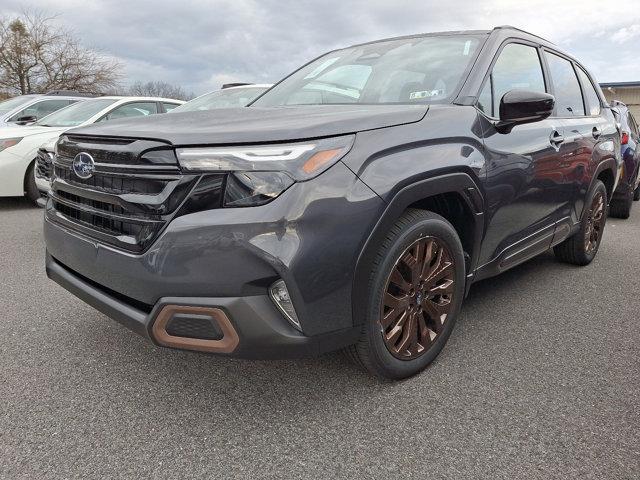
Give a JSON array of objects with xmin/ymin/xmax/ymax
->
[
  {"xmin": 634, "ymin": 185, "xmax": 640, "ymax": 202},
  {"xmin": 609, "ymin": 187, "xmax": 632, "ymax": 219},
  {"xmin": 25, "ymin": 162, "xmax": 41, "ymax": 206},
  {"xmin": 554, "ymin": 180, "xmax": 607, "ymax": 266},
  {"xmin": 347, "ymin": 209, "xmax": 466, "ymax": 380}
]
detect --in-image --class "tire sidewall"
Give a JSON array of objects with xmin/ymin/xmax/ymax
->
[
  {"xmin": 364, "ymin": 213, "xmax": 466, "ymax": 379},
  {"xmin": 25, "ymin": 162, "xmax": 40, "ymax": 205}
]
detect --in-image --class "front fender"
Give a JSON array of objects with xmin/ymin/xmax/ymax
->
[{"xmin": 351, "ymin": 172, "xmax": 485, "ymax": 327}]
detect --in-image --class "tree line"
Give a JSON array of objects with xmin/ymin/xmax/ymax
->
[{"xmin": 0, "ymin": 11, "xmax": 193, "ymax": 101}]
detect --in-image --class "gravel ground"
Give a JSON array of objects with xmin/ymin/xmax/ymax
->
[{"xmin": 0, "ymin": 197, "xmax": 638, "ymax": 479}]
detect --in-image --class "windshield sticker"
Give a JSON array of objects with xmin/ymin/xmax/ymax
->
[
  {"xmin": 463, "ymin": 40, "xmax": 471, "ymax": 56},
  {"xmin": 409, "ymin": 90, "xmax": 444, "ymax": 100},
  {"xmin": 304, "ymin": 57, "xmax": 341, "ymax": 79}
]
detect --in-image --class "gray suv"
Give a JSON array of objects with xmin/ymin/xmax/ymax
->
[{"xmin": 44, "ymin": 27, "xmax": 620, "ymax": 379}]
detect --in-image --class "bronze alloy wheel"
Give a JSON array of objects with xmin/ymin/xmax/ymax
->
[
  {"xmin": 380, "ymin": 236, "xmax": 456, "ymax": 360},
  {"xmin": 584, "ymin": 190, "xmax": 605, "ymax": 254}
]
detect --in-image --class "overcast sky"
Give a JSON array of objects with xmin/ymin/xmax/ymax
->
[{"xmin": 4, "ymin": 0, "xmax": 640, "ymax": 95}]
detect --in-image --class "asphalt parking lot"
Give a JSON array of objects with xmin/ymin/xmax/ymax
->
[{"xmin": 0, "ymin": 197, "xmax": 638, "ymax": 479}]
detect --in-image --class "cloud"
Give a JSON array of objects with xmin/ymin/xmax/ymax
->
[
  {"xmin": 4, "ymin": 0, "xmax": 640, "ymax": 93},
  {"xmin": 611, "ymin": 24, "xmax": 640, "ymax": 44}
]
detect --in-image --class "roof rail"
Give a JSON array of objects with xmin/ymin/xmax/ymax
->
[
  {"xmin": 221, "ymin": 83, "xmax": 252, "ymax": 89},
  {"xmin": 44, "ymin": 90, "xmax": 97, "ymax": 97},
  {"xmin": 492, "ymin": 25, "xmax": 554, "ymax": 44}
]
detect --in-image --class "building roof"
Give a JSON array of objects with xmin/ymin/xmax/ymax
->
[{"xmin": 600, "ymin": 81, "xmax": 640, "ymax": 89}]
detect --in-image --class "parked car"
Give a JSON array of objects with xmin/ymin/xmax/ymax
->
[
  {"xmin": 0, "ymin": 96, "xmax": 184, "ymax": 204},
  {"xmin": 0, "ymin": 91, "xmax": 94, "ymax": 128},
  {"xmin": 44, "ymin": 26, "xmax": 620, "ymax": 379},
  {"xmin": 609, "ymin": 101, "xmax": 640, "ymax": 218},
  {"xmin": 170, "ymin": 84, "xmax": 272, "ymax": 113}
]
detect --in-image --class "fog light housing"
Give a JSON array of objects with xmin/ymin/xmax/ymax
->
[{"xmin": 269, "ymin": 279, "xmax": 301, "ymax": 331}]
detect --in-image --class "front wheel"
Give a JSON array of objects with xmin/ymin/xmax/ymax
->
[
  {"xmin": 554, "ymin": 180, "xmax": 607, "ymax": 266},
  {"xmin": 347, "ymin": 209, "xmax": 466, "ymax": 380}
]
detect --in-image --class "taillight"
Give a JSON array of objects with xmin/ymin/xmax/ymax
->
[{"xmin": 622, "ymin": 132, "xmax": 630, "ymax": 145}]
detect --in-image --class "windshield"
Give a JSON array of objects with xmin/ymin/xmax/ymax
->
[
  {"xmin": 172, "ymin": 87, "xmax": 269, "ymax": 113},
  {"xmin": 0, "ymin": 95, "xmax": 37, "ymax": 114},
  {"xmin": 35, "ymin": 98, "xmax": 118, "ymax": 127},
  {"xmin": 253, "ymin": 35, "xmax": 483, "ymax": 106}
]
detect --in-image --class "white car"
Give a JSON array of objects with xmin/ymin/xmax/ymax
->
[
  {"xmin": 0, "ymin": 96, "xmax": 184, "ymax": 204},
  {"xmin": 0, "ymin": 92, "xmax": 94, "ymax": 128},
  {"xmin": 170, "ymin": 84, "xmax": 272, "ymax": 113}
]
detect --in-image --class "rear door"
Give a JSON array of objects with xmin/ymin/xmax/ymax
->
[
  {"xmin": 477, "ymin": 42, "xmax": 567, "ymax": 267},
  {"xmin": 161, "ymin": 102, "xmax": 181, "ymax": 113},
  {"xmin": 543, "ymin": 52, "xmax": 603, "ymax": 221},
  {"xmin": 97, "ymin": 101, "xmax": 159, "ymax": 122}
]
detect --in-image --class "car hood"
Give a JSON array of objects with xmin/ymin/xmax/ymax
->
[
  {"xmin": 0, "ymin": 124, "xmax": 65, "ymax": 139},
  {"xmin": 65, "ymin": 105, "xmax": 429, "ymax": 145},
  {"xmin": 0, "ymin": 126, "xmax": 52, "ymax": 138}
]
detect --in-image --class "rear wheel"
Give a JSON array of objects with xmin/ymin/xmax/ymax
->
[
  {"xmin": 24, "ymin": 162, "xmax": 41, "ymax": 206},
  {"xmin": 347, "ymin": 209, "xmax": 465, "ymax": 380},
  {"xmin": 554, "ymin": 180, "xmax": 607, "ymax": 265}
]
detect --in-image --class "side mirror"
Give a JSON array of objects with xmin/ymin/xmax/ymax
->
[
  {"xmin": 15, "ymin": 115, "xmax": 38, "ymax": 125},
  {"xmin": 497, "ymin": 89, "xmax": 555, "ymax": 133}
]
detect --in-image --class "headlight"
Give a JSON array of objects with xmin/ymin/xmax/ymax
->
[
  {"xmin": 224, "ymin": 171, "xmax": 294, "ymax": 207},
  {"xmin": 0, "ymin": 137, "xmax": 23, "ymax": 152},
  {"xmin": 176, "ymin": 135, "xmax": 354, "ymax": 207},
  {"xmin": 176, "ymin": 135, "xmax": 354, "ymax": 181}
]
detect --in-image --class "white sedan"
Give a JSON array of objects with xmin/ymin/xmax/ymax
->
[{"xmin": 0, "ymin": 96, "xmax": 184, "ymax": 204}]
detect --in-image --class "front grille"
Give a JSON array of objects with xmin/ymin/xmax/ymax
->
[
  {"xmin": 35, "ymin": 149, "xmax": 53, "ymax": 180},
  {"xmin": 46, "ymin": 135, "xmax": 223, "ymax": 253}
]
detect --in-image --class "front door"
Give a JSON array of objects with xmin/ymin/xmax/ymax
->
[{"xmin": 476, "ymin": 42, "xmax": 569, "ymax": 267}]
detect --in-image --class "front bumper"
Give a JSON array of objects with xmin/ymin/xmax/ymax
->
[
  {"xmin": 46, "ymin": 253, "xmax": 360, "ymax": 358},
  {"xmin": 35, "ymin": 175, "xmax": 49, "ymax": 193},
  {"xmin": 44, "ymin": 161, "xmax": 385, "ymax": 357},
  {"xmin": 0, "ymin": 149, "xmax": 30, "ymax": 197}
]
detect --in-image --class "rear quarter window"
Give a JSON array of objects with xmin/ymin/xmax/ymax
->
[{"xmin": 575, "ymin": 67, "xmax": 601, "ymax": 116}]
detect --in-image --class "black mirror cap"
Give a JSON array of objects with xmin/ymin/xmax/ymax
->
[
  {"xmin": 15, "ymin": 115, "xmax": 38, "ymax": 125},
  {"xmin": 497, "ymin": 89, "xmax": 555, "ymax": 133}
]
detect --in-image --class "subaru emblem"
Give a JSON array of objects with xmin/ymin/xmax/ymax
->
[{"xmin": 72, "ymin": 152, "xmax": 95, "ymax": 179}]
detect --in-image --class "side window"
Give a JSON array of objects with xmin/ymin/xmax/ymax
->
[
  {"xmin": 478, "ymin": 43, "xmax": 546, "ymax": 118},
  {"xmin": 162, "ymin": 102, "xmax": 179, "ymax": 112},
  {"xmin": 628, "ymin": 113, "xmax": 639, "ymax": 136},
  {"xmin": 575, "ymin": 67, "xmax": 601, "ymax": 116},
  {"xmin": 545, "ymin": 52, "xmax": 585, "ymax": 116},
  {"xmin": 8, "ymin": 99, "xmax": 72, "ymax": 121},
  {"xmin": 102, "ymin": 102, "xmax": 158, "ymax": 121}
]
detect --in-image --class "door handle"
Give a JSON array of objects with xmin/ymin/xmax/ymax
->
[
  {"xmin": 592, "ymin": 127, "xmax": 602, "ymax": 139},
  {"xmin": 550, "ymin": 130, "xmax": 564, "ymax": 147}
]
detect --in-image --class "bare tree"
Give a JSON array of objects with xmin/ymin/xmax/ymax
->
[
  {"xmin": 0, "ymin": 11, "xmax": 122, "ymax": 95},
  {"xmin": 128, "ymin": 80, "xmax": 193, "ymax": 101}
]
